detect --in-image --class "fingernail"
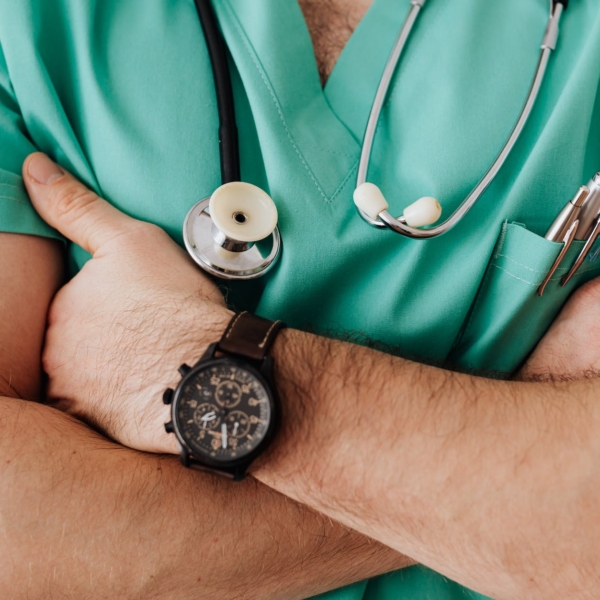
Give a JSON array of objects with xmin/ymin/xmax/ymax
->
[{"xmin": 27, "ymin": 154, "xmax": 64, "ymax": 185}]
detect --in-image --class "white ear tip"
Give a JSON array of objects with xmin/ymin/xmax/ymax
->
[
  {"xmin": 353, "ymin": 183, "xmax": 389, "ymax": 220},
  {"xmin": 403, "ymin": 196, "xmax": 442, "ymax": 228}
]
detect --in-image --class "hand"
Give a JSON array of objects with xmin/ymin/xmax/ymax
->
[
  {"xmin": 23, "ymin": 153, "xmax": 233, "ymax": 453},
  {"xmin": 519, "ymin": 279, "xmax": 600, "ymax": 381}
]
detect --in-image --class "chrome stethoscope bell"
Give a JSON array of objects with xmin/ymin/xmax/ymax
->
[{"xmin": 184, "ymin": 182, "xmax": 281, "ymax": 280}]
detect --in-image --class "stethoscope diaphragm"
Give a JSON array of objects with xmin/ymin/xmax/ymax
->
[{"xmin": 184, "ymin": 182, "xmax": 282, "ymax": 280}]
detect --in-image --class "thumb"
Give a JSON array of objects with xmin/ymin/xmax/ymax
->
[{"xmin": 23, "ymin": 153, "xmax": 135, "ymax": 255}]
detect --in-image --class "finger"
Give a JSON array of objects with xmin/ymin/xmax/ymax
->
[{"xmin": 23, "ymin": 153, "xmax": 136, "ymax": 255}]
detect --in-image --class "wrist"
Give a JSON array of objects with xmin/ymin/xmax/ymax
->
[
  {"xmin": 160, "ymin": 308, "xmax": 287, "ymax": 476},
  {"xmin": 178, "ymin": 299, "xmax": 234, "ymax": 360},
  {"xmin": 249, "ymin": 327, "xmax": 330, "ymax": 486},
  {"xmin": 155, "ymin": 300, "xmax": 234, "ymax": 454}
]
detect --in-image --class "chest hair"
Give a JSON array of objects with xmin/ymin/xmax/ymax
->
[{"xmin": 298, "ymin": 0, "xmax": 374, "ymax": 86}]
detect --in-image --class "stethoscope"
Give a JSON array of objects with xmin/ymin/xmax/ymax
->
[{"xmin": 184, "ymin": 0, "xmax": 569, "ymax": 280}]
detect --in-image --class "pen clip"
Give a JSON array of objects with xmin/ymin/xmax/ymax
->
[
  {"xmin": 560, "ymin": 216, "xmax": 600, "ymax": 287},
  {"xmin": 538, "ymin": 219, "xmax": 579, "ymax": 297}
]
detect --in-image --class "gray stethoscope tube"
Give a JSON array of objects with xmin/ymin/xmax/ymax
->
[
  {"xmin": 355, "ymin": 0, "xmax": 568, "ymax": 238},
  {"xmin": 186, "ymin": 0, "xmax": 569, "ymax": 281}
]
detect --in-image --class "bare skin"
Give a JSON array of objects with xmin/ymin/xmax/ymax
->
[
  {"xmin": 1, "ymin": 6, "xmax": 417, "ymax": 597},
  {"xmin": 0, "ymin": 155, "xmax": 413, "ymax": 600},
  {"xmin": 0, "ymin": 234, "xmax": 63, "ymax": 400},
  {"xmin": 1, "ymin": 2, "xmax": 597, "ymax": 598},
  {"xmin": 518, "ymin": 281, "xmax": 600, "ymax": 382},
  {"xmin": 23, "ymin": 155, "xmax": 600, "ymax": 600},
  {"xmin": 298, "ymin": 0, "xmax": 375, "ymax": 85}
]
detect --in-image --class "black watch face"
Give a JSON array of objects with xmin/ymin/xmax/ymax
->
[{"xmin": 175, "ymin": 360, "xmax": 273, "ymax": 463}]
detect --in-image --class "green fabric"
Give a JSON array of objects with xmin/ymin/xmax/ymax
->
[
  {"xmin": 0, "ymin": 42, "xmax": 61, "ymax": 240},
  {"xmin": 1, "ymin": 0, "xmax": 600, "ymax": 598},
  {"xmin": 450, "ymin": 223, "xmax": 600, "ymax": 374}
]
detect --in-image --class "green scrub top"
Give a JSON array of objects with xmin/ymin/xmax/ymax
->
[{"xmin": 1, "ymin": 0, "xmax": 600, "ymax": 598}]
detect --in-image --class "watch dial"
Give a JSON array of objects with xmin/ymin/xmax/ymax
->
[{"xmin": 175, "ymin": 362, "xmax": 272, "ymax": 462}]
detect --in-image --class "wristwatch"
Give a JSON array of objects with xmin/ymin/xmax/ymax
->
[{"xmin": 163, "ymin": 312, "xmax": 286, "ymax": 481}]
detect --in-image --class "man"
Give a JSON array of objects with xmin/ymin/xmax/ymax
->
[{"xmin": 1, "ymin": 0, "xmax": 600, "ymax": 598}]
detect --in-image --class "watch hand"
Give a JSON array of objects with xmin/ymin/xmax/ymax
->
[
  {"xmin": 200, "ymin": 411, "xmax": 217, "ymax": 428},
  {"xmin": 221, "ymin": 423, "xmax": 228, "ymax": 449},
  {"xmin": 233, "ymin": 422, "xmax": 239, "ymax": 437}
]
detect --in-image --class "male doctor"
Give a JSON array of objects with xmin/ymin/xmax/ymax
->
[{"xmin": 1, "ymin": 1, "xmax": 600, "ymax": 599}]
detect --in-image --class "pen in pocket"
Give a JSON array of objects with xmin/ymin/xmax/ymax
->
[{"xmin": 538, "ymin": 172, "xmax": 600, "ymax": 296}]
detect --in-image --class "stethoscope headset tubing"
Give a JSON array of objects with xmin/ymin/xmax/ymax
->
[
  {"xmin": 185, "ymin": 0, "xmax": 571, "ymax": 281},
  {"xmin": 193, "ymin": 0, "xmax": 240, "ymax": 184}
]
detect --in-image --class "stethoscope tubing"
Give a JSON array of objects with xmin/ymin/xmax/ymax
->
[
  {"xmin": 193, "ymin": 0, "xmax": 240, "ymax": 184},
  {"xmin": 357, "ymin": 0, "xmax": 565, "ymax": 237},
  {"xmin": 192, "ymin": 0, "xmax": 569, "ymax": 247}
]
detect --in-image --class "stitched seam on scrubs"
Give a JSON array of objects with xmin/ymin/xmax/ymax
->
[
  {"xmin": 490, "ymin": 263, "xmax": 600, "ymax": 287},
  {"xmin": 0, "ymin": 183, "xmax": 20, "ymax": 191},
  {"xmin": 301, "ymin": 143, "xmax": 357, "ymax": 158},
  {"xmin": 221, "ymin": 0, "xmax": 354, "ymax": 203},
  {"xmin": 493, "ymin": 223, "xmax": 510, "ymax": 260},
  {"xmin": 454, "ymin": 223, "xmax": 509, "ymax": 350},
  {"xmin": 0, "ymin": 194, "xmax": 26, "ymax": 205},
  {"xmin": 456, "ymin": 256, "xmax": 600, "ymax": 352},
  {"xmin": 495, "ymin": 253, "xmax": 562, "ymax": 274},
  {"xmin": 457, "ymin": 223, "xmax": 551, "ymax": 349},
  {"xmin": 329, "ymin": 161, "xmax": 359, "ymax": 203}
]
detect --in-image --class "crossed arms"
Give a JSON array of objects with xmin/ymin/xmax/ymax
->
[
  {"xmin": 0, "ymin": 165, "xmax": 411, "ymax": 599},
  {"xmin": 1, "ymin": 153, "xmax": 600, "ymax": 599}
]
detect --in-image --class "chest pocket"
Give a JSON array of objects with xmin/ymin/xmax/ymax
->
[{"xmin": 449, "ymin": 222, "xmax": 600, "ymax": 377}]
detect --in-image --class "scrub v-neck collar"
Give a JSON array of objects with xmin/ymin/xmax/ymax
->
[{"xmin": 213, "ymin": 0, "xmax": 409, "ymax": 201}]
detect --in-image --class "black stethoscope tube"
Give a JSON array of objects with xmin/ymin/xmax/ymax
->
[
  {"xmin": 193, "ymin": 0, "xmax": 570, "ymax": 188},
  {"xmin": 193, "ymin": 0, "xmax": 240, "ymax": 184}
]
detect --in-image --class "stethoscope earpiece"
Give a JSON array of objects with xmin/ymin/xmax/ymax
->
[
  {"xmin": 186, "ymin": 0, "xmax": 568, "ymax": 279},
  {"xmin": 353, "ymin": 0, "xmax": 565, "ymax": 239},
  {"xmin": 354, "ymin": 183, "xmax": 442, "ymax": 229},
  {"xmin": 184, "ymin": 182, "xmax": 281, "ymax": 280}
]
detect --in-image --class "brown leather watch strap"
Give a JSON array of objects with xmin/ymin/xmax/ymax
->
[{"xmin": 217, "ymin": 312, "xmax": 286, "ymax": 361}]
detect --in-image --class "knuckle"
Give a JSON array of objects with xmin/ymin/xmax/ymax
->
[
  {"xmin": 131, "ymin": 221, "xmax": 168, "ymax": 243},
  {"xmin": 41, "ymin": 346, "xmax": 57, "ymax": 376},
  {"xmin": 140, "ymin": 221, "xmax": 166, "ymax": 238},
  {"xmin": 51, "ymin": 185, "xmax": 98, "ymax": 223},
  {"xmin": 47, "ymin": 301, "xmax": 63, "ymax": 328},
  {"xmin": 41, "ymin": 328, "xmax": 66, "ymax": 378}
]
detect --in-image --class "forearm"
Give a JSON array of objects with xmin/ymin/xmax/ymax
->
[
  {"xmin": 252, "ymin": 328, "xmax": 600, "ymax": 600},
  {"xmin": 0, "ymin": 234, "xmax": 63, "ymax": 400},
  {"xmin": 0, "ymin": 396, "xmax": 411, "ymax": 600}
]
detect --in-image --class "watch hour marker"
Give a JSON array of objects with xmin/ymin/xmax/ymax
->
[
  {"xmin": 180, "ymin": 362, "xmax": 271, "ymax": 463},
  {"xmin": 221, "ymin": 424, "xmax": 228, "ymax": 449}
]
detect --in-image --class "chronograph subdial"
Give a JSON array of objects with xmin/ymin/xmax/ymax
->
[
  {"xmin": 174, "ymin": 360, "xmax": 274, "ymax": 464},
  {"xmin": 215, "ymin": 380, "xmax": 243, "ymax": 408},
  {"xmin": 193, "ymin": 403, "xmax": 222, "ymax": 430},
  {"xmin": 166, "ymin": 313, "xmax": 283, "ymax": 480},
  {"xmin": 225, "ymin": 411, "xmax": 251, "ymax": 439}
]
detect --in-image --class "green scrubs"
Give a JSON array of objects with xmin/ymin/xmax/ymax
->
[{"xmin": 1, "ymin": 0, "xmax": 599, "ymax": 597}]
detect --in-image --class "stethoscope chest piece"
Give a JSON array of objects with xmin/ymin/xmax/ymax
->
[{"xmin": 184, "ymin": 182, "xmax": 281, "ymax": 280}]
